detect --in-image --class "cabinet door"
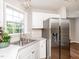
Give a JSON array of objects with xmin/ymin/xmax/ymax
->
[
  {"xmin": 25, "ymin": 53, "xmax": 32, "ymax": 59},
  {"xmin": 40, "ymin": 40, "xmax": 46, "ymax": 58},
  {"xmin": 32, "ymin": 12, "xmax": 43, "ymax": 28},
  {"xmin": 18, "ymin": 42, "xmax": 40, "ymax": 59},
  {"xmin": 18, "ymin": 47, "xmax": 32, "ymax": 59},
  {"xmin": 32, "ymin": 48, "xmax": 40, "ymax": 59},
  {"xmin": 35, "ymin": 48, "xmax": 40, "ymax": 59},
  {"xmin": 31, "ymin": 42, "xmax": 40, "ymax": 59},
  {"xmin": 32, "ymin": 19, "xmax": 43, "ymax": 28},
  {"xmin": 32, "ymin": 50, "xmax": 36, "ymax": 59},
  {"xmin": 19, "ymin": 53, "xmax": 32, "ymax": 59}
]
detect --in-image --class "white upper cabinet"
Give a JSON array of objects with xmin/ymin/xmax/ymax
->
[
  {"xmin": 32, "ymin": 12, "xmax": 60, "ymax": 28},
  {"xmin": 32, "ymin": 12, "xmax": 43, "ymax": 28}
]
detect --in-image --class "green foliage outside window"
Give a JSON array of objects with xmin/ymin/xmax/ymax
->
[
  {"xmin": 6, "ymin": 22, "xmax": 23, "ymax": 34},
  {"xmin": 7, "ymin": 23, "xmax": 13, "ymax": 34}
]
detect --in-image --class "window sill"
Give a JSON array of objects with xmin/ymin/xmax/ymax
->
[{"xmin": 9, "ymin": 33, "xmax": 21, "ymax": 36}]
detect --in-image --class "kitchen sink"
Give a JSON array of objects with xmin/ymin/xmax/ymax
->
[{"xmin": 11, "ymin": 39, "xmax": 36, "ymax": 46}]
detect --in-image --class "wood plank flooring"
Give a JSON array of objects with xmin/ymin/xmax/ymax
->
[
  {"xmin": 51, "ymin": 43, "xmax": 79, "ymax": 59},
  {"xmin": 51, "ymin": 47, "xmax": 70, "ymax": 59},
  {"xmin": 51, "ymin": 47, "xmax": 59, "ymax": 59},
  {"xmin": 70, "ymin": 43, "xmax": 79, "ymax": 59}
]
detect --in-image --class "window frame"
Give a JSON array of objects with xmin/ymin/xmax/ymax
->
[{"xmin": 4, "ymin": 4, "xmax": 25, "ymax": 35}]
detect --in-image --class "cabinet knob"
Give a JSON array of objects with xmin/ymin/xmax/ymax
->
[{"xmin": 32, "ymin": 51, "xmax": 35, "ymax": 54}]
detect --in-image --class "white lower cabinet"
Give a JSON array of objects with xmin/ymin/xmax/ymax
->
[
  {"xmin": 18, "ymin": 42, "xmax": 40, "ymax": 59},
  {"xmin": 18, "ymin": 47, "xmax": 32, "ymax": 59},
  {"xmin": 40, "ymin": 39, "xmax": 46, "ymax": 59},
  {"xmin": 32, "ymin": 48, "xmax": 39, "ymax": 59}
]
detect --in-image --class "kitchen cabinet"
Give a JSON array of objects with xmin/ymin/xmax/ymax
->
[
  {"xmin": 0, "ymin": 45, "xmax": 21, "ymax": 59},
  {"xmin": 32, "ymin": 12, "xmax": 43, "ymax": 28},
  {"xmin": 32, "ymin": 48, "xmax": 39, "ymax": 59},
  {"xmin": 32, "ymin": 12, "xmax": 59, "ymax": 29},
  {"xmin": 31, "ymin": 42, "xmax": 40, "ymax": 59},
  {"xmin": 18, "ymin": 47, "xmax": 32, "ymax": 59},
  {"xmin": 0, "ymin": 54, "xmax": 5, "ymax": 59},
  {"xmin": 18, "ymin": 42, "xmax": 40, "ymax": 59},
  {"xmin": 40, "ymin": 39, "xmax": 46, "ymax": 59},
  {"xmin": 32, "ymin": 18, "xmax": 43, "ymax": 28}
]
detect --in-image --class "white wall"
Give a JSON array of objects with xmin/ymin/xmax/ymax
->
[
  {"xmin": 70, "ymin": 18, "xmax": 79, "ymax": 43},
  {"xmin": 58, "ymin": 6, "xmax": 67, "ymax": 18},
  {"xmin": 75, "ymin": 18, "xmax": 79, "ymax": 43},
  {"xmin": 69, "ymin": 19, "xmax": 76, "ymax": 42},
  {"xmin": 0, "ymin": 0, "xmax": 4, "ymax": 27},
  {"xmin": 68, "ymin": 11, "xmax": 79, "ymax": 18},
  {"xmin": 32, "ymin": 30, "xmax": 42, "ymax": 38}
]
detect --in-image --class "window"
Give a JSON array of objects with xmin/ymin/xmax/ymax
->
[{"xmin": 5, "ymin": 6, "xmax": 24, "ymax": 34}]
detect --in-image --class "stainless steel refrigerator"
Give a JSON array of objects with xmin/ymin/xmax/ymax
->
[{"xmin": 42, "ymin": 18, "xmax": 70, "ymax": 59}]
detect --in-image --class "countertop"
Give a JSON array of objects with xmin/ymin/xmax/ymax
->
[
  {"xmin": 0, "ymin": 38, "xmax": 46, "ymax": 59},
  {"xmin": 0, "ymin": 45, "xmax": 20, "ymax": 59}
]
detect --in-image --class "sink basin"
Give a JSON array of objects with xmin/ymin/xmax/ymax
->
[
  {"xmin": 11, "ymin": 39, "xmax": 36, "ymax": 46},
  {"xmin": 20, "ymin": 39, "xmax": 36, "ymax": 46}
]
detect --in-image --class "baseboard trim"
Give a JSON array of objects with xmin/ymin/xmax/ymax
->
[
  {"xmin": 40, "ymin": 57, "xmax": 50, "ymax": 59},
  {"xmin": 40, "ymin": 58, "xmax": 46, "ymax": 59},
  {"xmin": 70, "ymin": 41, "xmax": 79, "ymax": 43}
]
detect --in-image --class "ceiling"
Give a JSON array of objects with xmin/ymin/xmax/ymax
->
[
  {"xmin": 32, "ymin": 0, "xmax": 79, "ymax": 12},
  {"xmin": 65, "ymin": 0, "xmax": 79, "ymax": 12},
  {"xmin": 31, "ymin": 0, "xmax": 64, "ymax": 11},
  {"xmin": 20, "ymin": 0, "xmax": 79, "ymax": 12}
]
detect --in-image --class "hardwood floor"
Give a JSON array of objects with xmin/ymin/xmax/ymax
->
[
  {"xmin": 51, "ymin": 43, "xmax": 79, "ymax": 59},
  {"xmin": 70, "ymin": 43, "xmax": 79, "ymax": 59},
  {"xmin": 51, "ymin": 47, "xmax": 59, "ymax": 59},
  {"xmin": 51, "ymin": 47, "xmax": 70, "ymax": 59}
]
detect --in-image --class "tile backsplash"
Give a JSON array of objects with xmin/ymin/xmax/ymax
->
[
  {"xmin": 32, "ymin": 30, "xmax": 42, "ymax": 38},
  {"xmin": 10, "ymin": 34, "xmax": 20, "ymax": 43}
]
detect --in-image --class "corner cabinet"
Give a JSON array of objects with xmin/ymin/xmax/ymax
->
[{"xmin": 18, "ymin": 42, "xmax": 40, "ymax": 59}]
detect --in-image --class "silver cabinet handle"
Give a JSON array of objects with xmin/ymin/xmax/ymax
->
[
  {"xmin": 0, "ymin": 55, "xmax": 4, "ymax": 57},
  {"xmin": 32, "ymin": 51, "xmax": 35, "ymax": 54}
]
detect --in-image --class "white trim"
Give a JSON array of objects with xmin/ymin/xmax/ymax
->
[
  {"xmin": 5, "ymin": 2, "xmax": 25, "ymax": 13},
  {"xmin": 9, "ymin": 33, "xmax": 20, "ymax": 36},
  {"xmin": 4, "ymin": 3, "xmax": 25, "ymax": 34},
  {"xmin": 70, "ymin": 41, "xmax": 79, "ymax": 43}
]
